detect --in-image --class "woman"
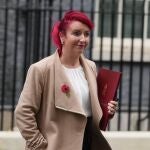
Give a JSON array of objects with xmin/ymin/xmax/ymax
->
[{"xmin": 15, "ymin": 10, "xmax": 118, "ymax": 150}]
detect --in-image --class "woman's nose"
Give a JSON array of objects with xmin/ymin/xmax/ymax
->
[{"xmin": 80, "ymin": 34, "xmax": 86, "ymax": 42}]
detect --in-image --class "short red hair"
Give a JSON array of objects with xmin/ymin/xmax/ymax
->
[{"xmin": 51, "ymin": 10, "xmax": 94, "ymax": 54}]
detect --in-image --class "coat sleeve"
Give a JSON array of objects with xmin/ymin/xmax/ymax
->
[{"xmin": 15, "ymin": 64, "xmax": 48, "ymax": 150}]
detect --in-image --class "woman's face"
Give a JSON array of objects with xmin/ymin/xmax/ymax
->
[{"xmin": 60, "ymin": 21, "xmax": 90, "ymax": 56}]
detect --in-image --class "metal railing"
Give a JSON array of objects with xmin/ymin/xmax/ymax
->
[{"xmin": 0, "ymin": 0, "xmax": 150, "ymax": 131}]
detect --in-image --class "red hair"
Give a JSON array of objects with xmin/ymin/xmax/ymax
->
[{"xmin": 51, "ymin": 10, "xmax": 94, "ymax": 54}]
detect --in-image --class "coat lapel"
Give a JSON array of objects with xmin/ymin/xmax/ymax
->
[
  {"xmin": 54, "ymin": 52, "xmax": 86, "ymax": 116},
  {"xmin": 54, "ymin": 51, "xmax": 102, "ymax": 128},
  {"xmin": 80, "ymin": 55, "xmax": 103, "ymax": 128}
]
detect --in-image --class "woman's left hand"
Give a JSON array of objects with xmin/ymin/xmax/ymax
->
[{"xmin": 107, "ymin": 100, "xmax": 118, "ymax": 115}]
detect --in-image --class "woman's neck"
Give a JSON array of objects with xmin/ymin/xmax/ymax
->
[{"xmin": 60, "ymin": 52, "xmax": 81, "ymax": 68}]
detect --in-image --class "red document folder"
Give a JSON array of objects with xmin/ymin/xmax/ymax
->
[{"xmin": 97, "ymin": 68, "xmax": 122, "ymax": 131}]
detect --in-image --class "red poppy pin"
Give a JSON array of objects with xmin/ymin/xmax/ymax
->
[{"xmin": 61, "ymin": 84, "xmax": 70, "ymax": 97}]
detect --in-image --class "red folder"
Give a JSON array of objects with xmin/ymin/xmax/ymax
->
[{"xmin": 97, "ymin": 68, "xmax": 122, "ymax": 131}]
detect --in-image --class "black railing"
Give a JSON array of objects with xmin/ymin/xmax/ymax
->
[{"xmin": 0, "ymin": 0, "xmax": 150, "ymax": 131}]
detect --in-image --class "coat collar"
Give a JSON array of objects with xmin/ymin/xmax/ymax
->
[{"xmin": 54, "ymin": 51, "xmax": 102, "ymax": 127}]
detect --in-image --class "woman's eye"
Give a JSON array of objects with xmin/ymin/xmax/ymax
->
[
  {"xmin": 72, "ymin": 31, "xmax": 90, "ymax": 37},
  {"xmin": 85, "ymin": 32, "xmax": 90, "ymax": 37},
  {"xmin": 73, "ymin": 31, "xmax": 81, "ymax": 36}
]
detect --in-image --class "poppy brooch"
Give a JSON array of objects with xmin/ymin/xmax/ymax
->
[{"xmin": 61, "ymin": 84, "xmax": 70, "ymax": 97}]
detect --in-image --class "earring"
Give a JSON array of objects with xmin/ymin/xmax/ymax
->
[{"xmin": 61, "ymin": 40, "xmax": 64, "ymax": 45}]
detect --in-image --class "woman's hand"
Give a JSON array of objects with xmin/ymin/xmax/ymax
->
[{"xmin": 107, "ymin": 100, "xmax": 118, "ymax": 115}]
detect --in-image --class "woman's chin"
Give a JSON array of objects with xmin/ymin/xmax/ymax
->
[{"xmin": 77, "ymin": 47, "xmax": 85, "ymax": 52}]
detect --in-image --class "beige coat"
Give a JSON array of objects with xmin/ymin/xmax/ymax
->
[{"xmin": 15, "ymin": 51, "xmax": 111, "ymax": 150}]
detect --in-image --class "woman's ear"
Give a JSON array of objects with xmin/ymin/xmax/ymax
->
[{"xmin": 59, "ymin": 32, "xmax": 65, "ymax": 45}]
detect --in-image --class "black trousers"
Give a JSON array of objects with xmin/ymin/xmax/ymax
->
[{"xmin": 82, "ymin": 117, "xmax": 92, "ymax": 150}]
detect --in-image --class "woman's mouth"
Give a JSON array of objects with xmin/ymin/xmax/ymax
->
[{"xmin": 77, "ymin": 45, "xmax": 85, "ymax": 48}]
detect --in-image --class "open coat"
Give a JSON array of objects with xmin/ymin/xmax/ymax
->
[{"xmin": 15, "ymin": 51, "xmax": 111, "ymax": 150}]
